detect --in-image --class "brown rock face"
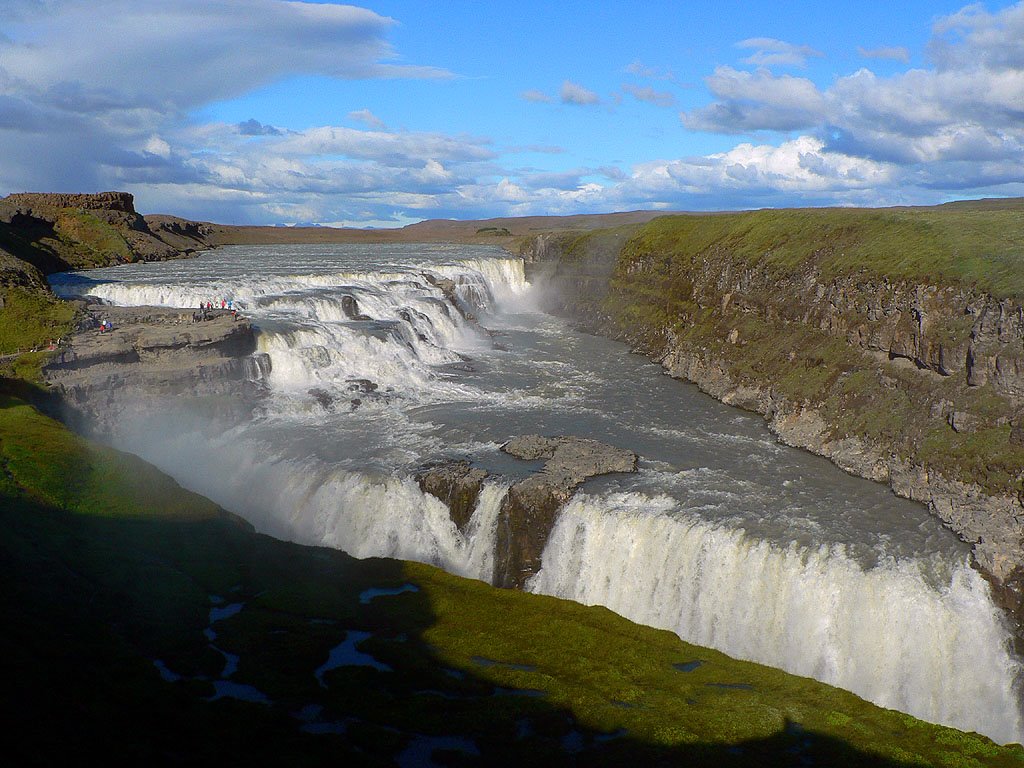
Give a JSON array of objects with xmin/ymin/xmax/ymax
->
[
  {"xmin": 416, "ymin": 460, "xmax": 489, "ymax": 534},
  {"xmin": 494, "ymin": 435, "xmax": 637, "ymax": 588},
  {"xmin": 43, "ymin": 304, "xmax": 270, "ymax": 435},
  {"xmin": 3, "ymin": 191, "xmax": 137, "ymax": 213}
]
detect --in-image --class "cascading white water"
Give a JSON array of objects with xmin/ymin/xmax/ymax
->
[
  {"xmin": 528, "ymin": 492, "xmax": 1023, "ymax": 744},
  {"xmin": 116, "ymin": 424, "xmax": 504, "ymax": 583},
  {"xmin": 50, "ymin": 243, "xmax": 1024, "ymax": 744}
]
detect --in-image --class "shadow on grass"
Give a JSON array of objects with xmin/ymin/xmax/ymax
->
[{"xmin": 4, "ymin": 480, "xmax": 1007, "ymax": 768}]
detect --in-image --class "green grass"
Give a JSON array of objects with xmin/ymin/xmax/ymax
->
[
  {"xmin": 3, "ymin": 396, "xmax": 1022, "ymax": 765},
  {"xmin": 0, "ymin": 287, "xmax": 77, "ymax": 355},
  {"xmin": 53, "ymin": 210, "xmax": 133, "ymax": 267},
  {"xmin": 623, "ymin": 205, "xmax": 1024, "ymax": 298}
]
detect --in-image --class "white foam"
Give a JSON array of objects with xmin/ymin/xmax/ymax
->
[{"xmin": 528, "ymin": 491, "xmax": 1024, "ymax": 744}]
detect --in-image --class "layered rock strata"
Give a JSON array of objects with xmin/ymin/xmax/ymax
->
[
  {"xmin": 43, "ymin": 304, "xmax": 270, "ymax": 435},
  {"xmin": 523, "ymin": 230, "xmax": 1024, "ymax": 626}
]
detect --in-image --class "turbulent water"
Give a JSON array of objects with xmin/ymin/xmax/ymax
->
[{"xmin": 51, "ymin": 243, "xmax": 1023, "ymax": 743}]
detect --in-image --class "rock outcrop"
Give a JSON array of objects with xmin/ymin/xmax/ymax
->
[
  {"xmin": 416, "ymin": 460, "xmax": 489, "ymax": 534},
  {"xmin": 43, "ymin": 304, "xmax": 270, "ymax": 434},
  {"xmin": 0, "ymin": 192, "xmax": 213, "ymax": 287},
  {"xmin": 494, "ymin": 436, "xmax": 638, "ymax": 589},
  {"xmin": 415, "ymin": 437, "xmax": 638, "ymax": 589}
]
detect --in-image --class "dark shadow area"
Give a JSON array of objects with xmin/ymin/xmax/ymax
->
[{"xmin": 3, "ymin": 477, "xmax": 1010, "ymax": 768}]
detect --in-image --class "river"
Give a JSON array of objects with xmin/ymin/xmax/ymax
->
[{"xmin": 51, "ymin": 243, "xmax": 1023, "ymax": 743}]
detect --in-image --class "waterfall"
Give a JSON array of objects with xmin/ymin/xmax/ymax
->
[
  {"xmin": 528, "ymin": 491, "xmax": 1024, "ymax": 744},
  {"xmin": 52, "ymin": 244, "xmax": 1024, "ymax": 745}
]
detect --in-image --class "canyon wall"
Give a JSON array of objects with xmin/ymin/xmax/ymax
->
[{"xmin": 520, "ymin": 219, "xmax": 1024, "ymax": 617}]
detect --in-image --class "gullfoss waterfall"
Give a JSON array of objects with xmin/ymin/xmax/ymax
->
[{"xmin": 51, "ymin": 243, "xmax": 1024, "ymax": 744}]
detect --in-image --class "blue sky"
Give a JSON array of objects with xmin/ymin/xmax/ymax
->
[{"xmin": 1, "ymin": 1, "xmax": 1022, "ymax": 225}]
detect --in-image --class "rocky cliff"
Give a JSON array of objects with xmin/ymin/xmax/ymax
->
[
  {"xmin": 0, "ymin": 191, "xmax": 213, "ymax": 288},
  {"xmin": 42, "ymin": 304, "xmax": 270, "ymax": 435},
  {"xmin": 418, "ymin": 436, "xmax": 637, "ymax": 588},
  {"xmin": 521, "ymin": 207, "xmax": 1024, "ymax": 625}
]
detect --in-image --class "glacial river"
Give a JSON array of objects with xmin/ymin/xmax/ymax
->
[{"xmin": 51, "ymin": 243, "xmax": 1023, "ymax": 743}]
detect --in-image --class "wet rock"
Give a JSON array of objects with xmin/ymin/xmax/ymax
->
[
  {"xmin": 494, "ymin": 436, "xmax": 638, "ymax": 589},
  {"xmin": 345, "ymin": 379, "xmax": 379, "ymax": 395},
  {"xmin": 42, "ymin": 304, "xmax": 268, "ymax": 435},
  {"xmin": 416, "ymin": 460, "xmax": 489, "ymax": 534},
  {"xmin": 309, "ymin": 388, "xmax": 334, "ymax": 410},
  {"xmin": 341, "ymin": 295, "xmax": 371, "ymax": 321}
]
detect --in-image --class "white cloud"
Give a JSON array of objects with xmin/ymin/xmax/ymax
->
[
  {"xmin": 623, "ymin": 83, "xmax": 675, "ymax": 107},
  {"xmin": 682, "ymin": 66, "xmax": 826, "ymax": 132},
  {"xmin": 521, "ymin": 89, "xmax": 553, "ymax": 103},
  {"xmin": 625, "ymin": 60, "xmax": 675, "ymax": 80},
  {"xmin": 559, "ymin": 80, "xmax": 600, "ymax": 105},
  {"xmin": 348, "ymin": 109, "xmax": 387, "ymax": 130},
  {"xmin": 680, "ymin": 2, "xmax": 1024, "ymax": 197},
  {"xmin": 736, "ymin": 37, "xmax": 824, "ymax": 68}
]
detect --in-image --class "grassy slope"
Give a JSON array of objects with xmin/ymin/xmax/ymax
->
[
  {"xmin": 2, "ymin": 396, "xmax": 1021, "ymax": 766},
  {"xmin": 622, "ymin": 203, "xmax": 1024, "ymax": 297}
]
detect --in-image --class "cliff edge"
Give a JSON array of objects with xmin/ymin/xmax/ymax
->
[
  {"xmin": 0, "ymin": 191, "xmax": 213, "ymax": 288},
  {"xmin": 524, "ymin": 201, "xmax": 1024, "ymax": 624}
]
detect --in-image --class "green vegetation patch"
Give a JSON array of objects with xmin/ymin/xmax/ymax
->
[
  {"xmin": 2, "ymin": 398, "xmax": 1023, "ymax": 764},
  {"xmin": 0, "ymin": 287, "xmax": 76, "ymax": 354},
  {"xmin": 623, "ymin": 205, "xmax": 1024, "ymax": 298},
  {"xmin": 53, "ymin": 210, "xmax": 133, "ymax": 267}
]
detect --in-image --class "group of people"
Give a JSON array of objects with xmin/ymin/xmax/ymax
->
[
  {"xmin": 97, "ymin": 318, "xmax": 113, "ymax": 333},
  {"xmin": 191, "ymin": 298, "xmax": 240, "ymax": 323}
]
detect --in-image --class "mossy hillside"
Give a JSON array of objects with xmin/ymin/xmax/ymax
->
[
  {"xmin": 622, "ymin": 204, "xmax": 1024, "ymax": 298},
  {"xmin": 3, "ymin": 398, "xmax": 1021, "ymax": 765},
  {"xmin": 52, "ymin": 208, "xmax": 134, "ymax": 266},
  {"xmin": 0, "ymin": 287, "xmax": 78, "ymax": 385}
]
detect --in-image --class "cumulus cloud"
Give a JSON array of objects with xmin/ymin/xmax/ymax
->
[
  {"xmin": 237, "ymin": 119, "xmax": 283, "ymax": 136},
  {"xmin": 559, "ymin": 80, "xmax": 600, "ymax": 105},
  {"xmin": 623, "ymin": 83, "xmax": 675, "ymax": 107},
  {"xmin": 625, "ymin": 60, "xmax": 675, "ymax": 80},
  {"xmin": 682, "ymin": 67, "xmax": 826, "ymax": 132},
  {"xmin": 736, "ymin": 37, "xmax": 824, "ymax": 68},
  {"xmin": 858, "ymin": 46, "xmax": 911, "ymax": 62},
  {"xmin": 679, "ymin": 2, "xmax": 1024, "ymax": 199}
]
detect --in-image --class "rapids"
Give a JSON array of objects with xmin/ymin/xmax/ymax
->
[{"xmin": 50, "ymin": 243, "xmax": 1023, "ymax": 743}]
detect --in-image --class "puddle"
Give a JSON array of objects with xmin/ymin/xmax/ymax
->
[
  {"xmin": 359, "ymin": 583, "xmax": 420, "ymax": 604},
  {"xmin": 315, "ymin": 630, "xmax": 391, "ymax": 686},
  {"xmin": 209, "ymin": 602, "xmax": 244, "ymax": 624},
  {"xmin": 209, "ymin": 680, "xmax": 270, "ymax": 705},
  {"xmin": 673, "ymin": 660, "xmax": 704, "ymax": 673},
  {"xmin": 153, "ymin": 659, "xmax": 181, "ymax": 682},
  {"xmin": 561, "ymin": 730, "xmax": 585, "ymax": 753},
  {"xmin": 398, "ymin": 735, "xmax": 479, "ymax": 768},
  {"xmin": 471, "ymin": 656, "xmax": 537, "ymax": 672}
]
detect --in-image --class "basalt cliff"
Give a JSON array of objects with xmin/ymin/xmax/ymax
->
[
  {"xmin": 0, "ymin": 191, "xmax": 213, "ymax": 288},
  {"xmin": 516, "ymin": 202, "xmax": 1024, "ymax": 624}
]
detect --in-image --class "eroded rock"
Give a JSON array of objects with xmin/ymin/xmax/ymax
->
[
  {"xmin": 494, "ymin": 436, "xmax": 638, "ymax": 589},
  {"xmin": 416, "ymin": 460, "xmax": 489, "ymax": 534}
]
